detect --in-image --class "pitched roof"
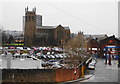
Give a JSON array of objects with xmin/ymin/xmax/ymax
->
[
  {"xmin": 84, "ymin": 34, "xmax": 108, "ymax": 41},
  {"xmin": 100, "ymin": 35, "xmax": 120, "ymax": 43},
  {"xmin": 36, "ymin": 25, "xmax": 70, "ymax": 30},
  {"xmin": 36, "ymin": 26, "xmax": 55, "ymax": 29}
]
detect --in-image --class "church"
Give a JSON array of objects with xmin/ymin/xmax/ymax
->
[{"xmin": 23, "ymin": 7, "xmax": 70, "ymax": 46}]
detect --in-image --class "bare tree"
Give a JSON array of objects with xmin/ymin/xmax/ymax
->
[{"xmin": 64, "ymin": 31, "xmax": 84, "ymax": 51}]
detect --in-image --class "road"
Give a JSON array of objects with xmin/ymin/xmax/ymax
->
[{"xmin": 71, "ymin": 58, "xmax": 119, "ymax": 84}]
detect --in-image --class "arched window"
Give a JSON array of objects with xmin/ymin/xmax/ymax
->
[{"xmin": 25, "ymin": 16, "xmax": 27, "ymax": 22}]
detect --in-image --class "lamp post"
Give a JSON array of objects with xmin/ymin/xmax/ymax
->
[{"xmin": 7, "ymin": 52, "xmax": 12, "ymax": 69}]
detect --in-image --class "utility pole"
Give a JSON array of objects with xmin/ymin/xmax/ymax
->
[{"xmin": 81, "ymin": 32, "xmax": 84, "ymax": 59}]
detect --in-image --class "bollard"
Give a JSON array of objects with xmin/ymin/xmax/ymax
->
[
  {"xmin": 81, "ymin": 64, "xmax": 84, "ymax": 78},
  {"xmin": 7, "ymin": 53, "xmax": 12, "ymax": 69}
]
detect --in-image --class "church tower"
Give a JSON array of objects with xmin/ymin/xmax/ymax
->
[{"xmin": 24, "ymin": 7, "xmax": 36, "ymax": 46}]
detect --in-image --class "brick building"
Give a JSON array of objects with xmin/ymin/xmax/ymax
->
[
  {"xmin": 99, "ymin": 35, "xmax": 120, "ymax": 57},
  {"xmin": 86, "ymin": 35, "xmax": 120, "ymax": 58},
  {"xmin": 23, "ymin": 7, "xmax": 70, "ymax": 46}
]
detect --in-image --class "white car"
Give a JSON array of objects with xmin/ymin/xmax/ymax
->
[
  {"xmin": 21, "ymin": 53, "xmax": 29, "ymax": 57},
  {"xmin": 58, "ymin": 54, "xmax": 63, "ymax": 59},
  {"xmin": 63, "ymin": 55, "xmax": 67, "ymax": 58},
  {"xmin": 36, "ymin": 53, "xmax": 42, "ymax": 56},
  {"xmin": 51, "ymin": 64, "xmax": 62, "ymax": 68},
  {"xmin": 92, "ymin": 60, "xmax": 96, "ymax": 64},
  {"xmin": 14, "ymin": 53, "xmax": 20, "ymax": 57},
  {"xmin": 17, "ymin": 47, "xmax": 23, "ymax": 50},
  {"xmin": 47, "ymin": 52, "xmax": 51, "ymax": 55},
  {"xmin": 88, "ymin": 62, "xmax": 95, "ymax": 70},
  {"xmin": 1, "ymin": 54, "xmax": 6, "ymax": 57},
  {"xmin": 27, "ymin": 47, "xmax": 31, "ymax": 50},
  {"xmin": 50, "ymin": 55, "xmax": 55, "ymax": 59},
  {"xmin": 0, "ymin": 47, "xmax": 3, "ymax": 50},
  {"xmin": 54, "ymin": 54, "xmax": 60, "ymax": 58}
]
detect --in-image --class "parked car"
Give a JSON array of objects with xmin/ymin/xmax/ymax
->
[
  {"xmin": 0, "ymin": 47, "xmax": 3, "ymax": 50},
  {"xmin": 88, "ymin": 62, "xmax": 95, "ymax": 70},
  {"xmin": 58, "ymin": 54, "xmax": 63, "ymax": 59},
  {"xmin": 14, "ymin": 53, "xmax": 20, "ymax": 57},
  {"xmin": 27, "ymin": 47, "xmax": 31, "ymax": 50},
  {"xmin": 91, "ymin": 59, "xmax": 97, "ymax": 65},
  {"xmin": 21, "ymin": 53, "xmax": 29, "ymax": 57},
  {"xmin": 17, "ymin": 47, "xmax": 23, "ymax": 50},
  {"xmin": 47, "ymin": 55, "xmax": 51, "ymax": 59},
  {"xmin": 51, "ymin": 64, "xmax": 63, "ymax": 69},
  {"xmin": 41, "ymin": 55, "xmax": 47, "ymax": 59},
  {"xmin": 41, "ymin": 61, "xmax": 50, "ymax": 67},
  {"xmin": 48, "ymin": 60, "xmax": 60, "ymax": 65},
  {"xmin": 54, "ymin": 54, "xmax": 60, "ymax": 58},
  {"xmin": 50, "ymin": 55, "xmax": 55, "ymax": 59},
  {"xmin": 0, "ymin": 54, "xmax": 6, "ymax": 57},
  {"xmin": 10, "ymin": 47, "xmax": 15, "ymax": 49}
]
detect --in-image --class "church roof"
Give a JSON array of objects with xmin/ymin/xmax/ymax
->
[
  {"xmin": 36, "ymin": 25, "xmax": 70, "ymax": 30},
  {"xmin": 36, "ymin": 26, "xmax": 55, "ymax": 29}
]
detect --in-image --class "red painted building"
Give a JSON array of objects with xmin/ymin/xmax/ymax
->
[
  {"xmin": 99, "ymin": 35, "xmax": 120, "ymax": 58},
  {"xmin": 87, "ymin": 35, "xmax": 120, "ymax": 58}
]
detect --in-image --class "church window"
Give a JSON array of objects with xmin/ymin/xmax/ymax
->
[
  {"xmin": 25, "ymin": 16, "xmax": 27, "ymax": 22},
  {"xmin": 32, "ymin": 16, "xmax": 35, "ymax": 21}
]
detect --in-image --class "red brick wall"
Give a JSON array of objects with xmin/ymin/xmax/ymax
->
[
  {"xmin": 55, "ymin": 66, "xmax": 84, "ymax": 83},
  {"xmin": 2, "ymin": 64, "xmax": 88, "ymax": 83}
]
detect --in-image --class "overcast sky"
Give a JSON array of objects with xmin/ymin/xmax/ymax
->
[{"xmin": 0, "ymin": 0, "xmax": 119, "ymax": 37}]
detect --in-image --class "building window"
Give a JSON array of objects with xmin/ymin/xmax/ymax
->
[
  {"xmin": 32, "ymin": 16, "xmax": 35, "ymax": 21},
  {"xmin": 25, "ymin": 16, "xmax": 27, "ymax": 22}
]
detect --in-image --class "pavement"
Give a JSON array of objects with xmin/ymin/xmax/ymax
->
[
  {"xmin": 59, "ymin": 74, "xmax": 93, "ymax": 84},
  {"xmin": 81, "ymin": 58, "xmax": 118, "ymax": 82},
  {"xmin": 0, "ymin": 56, "xmax": 43, "ymax": 69},
  {"xmin": 64, "ymin": 58, "xmax": 119, "ymax": 84}
]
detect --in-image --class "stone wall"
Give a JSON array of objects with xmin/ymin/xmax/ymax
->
[{"xmin": 2, "ymin": 69, "xmax": 55, "ymax": 83}]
